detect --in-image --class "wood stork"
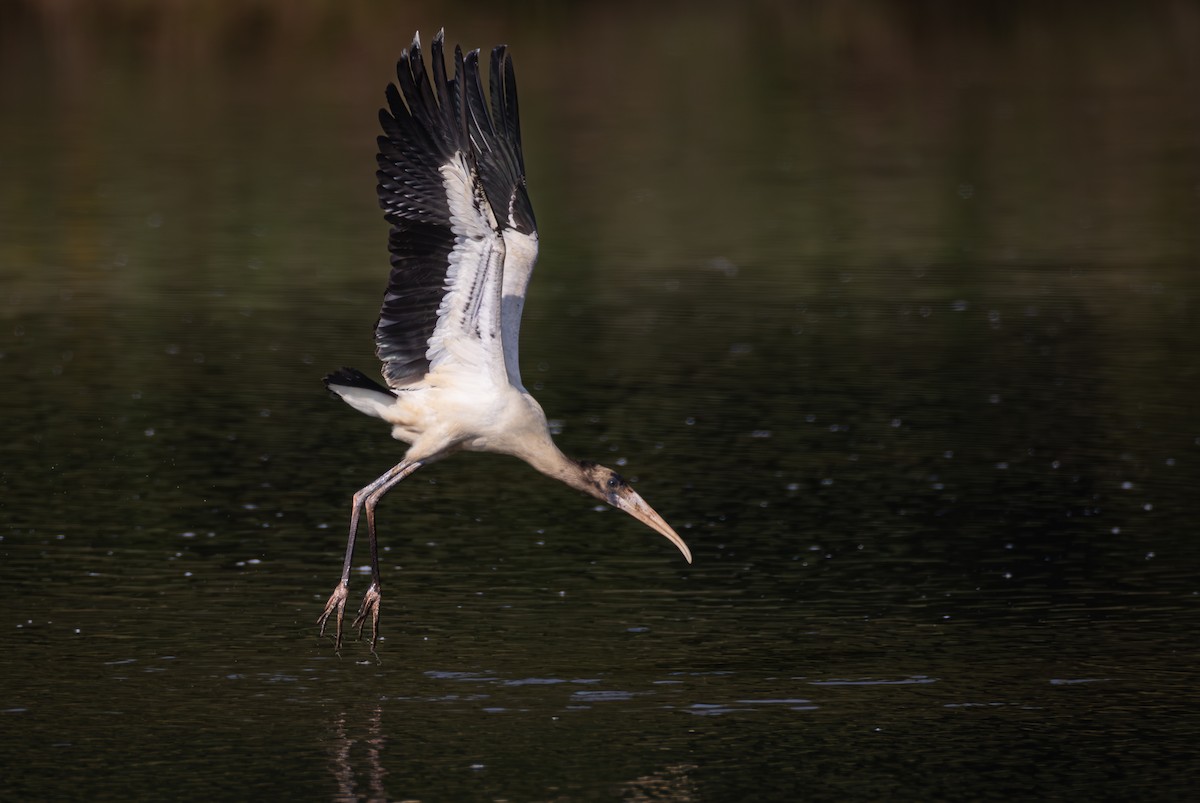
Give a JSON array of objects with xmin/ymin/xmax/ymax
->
[{"xmin": 317, "ymin": 30, "xmax": 692, "ymax": 653}]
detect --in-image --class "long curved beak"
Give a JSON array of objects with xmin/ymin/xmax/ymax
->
[{"xmin": 612, "ymin": 488, "xmax": 693, "ymax": 564}]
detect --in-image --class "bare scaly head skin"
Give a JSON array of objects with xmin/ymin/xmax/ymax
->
[{"xmin": 570, "ymin": 460, "xmax": 693, "ymax": 564}]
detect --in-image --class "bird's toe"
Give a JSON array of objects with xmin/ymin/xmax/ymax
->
[
  {"xmin": 352, "ymin": 584, "xmax": 382, "ymax": 652},
  {"xmin": 317, "ymin": 583, "xmax": 350, "ymax": 652}
]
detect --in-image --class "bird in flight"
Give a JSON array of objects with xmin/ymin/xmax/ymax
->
[{"xmin": 317, "ymin": 30, "xmax": 692, "ymax": 653}]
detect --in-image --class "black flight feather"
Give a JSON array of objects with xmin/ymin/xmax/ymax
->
[{"xmin": 369, "ymin": 30, "xmax": 537, "ymax": 390}]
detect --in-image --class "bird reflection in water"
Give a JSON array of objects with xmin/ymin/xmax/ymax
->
[
  {"xmin": 324, "ymin": 703, "xmax": 698, "ymax": 803},
  {"xmin": 619, "ymin": 763, "xmax": 700, "ymax": 802},
  {"xmin": 328, "ymin": 707, "xmax": 389, "ymax": 802}
]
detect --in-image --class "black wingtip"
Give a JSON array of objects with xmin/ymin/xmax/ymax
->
[{"xmin": 324, "ymin": 367, "xmax": 397, "ymax": 397}]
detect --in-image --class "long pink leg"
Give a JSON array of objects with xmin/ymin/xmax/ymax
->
[{"xmin": 317, "ymin": 459, "xmax": 423, "ymax": 652}]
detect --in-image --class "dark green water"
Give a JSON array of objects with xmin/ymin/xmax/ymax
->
[{"xmin": 3, "ymin": 2, "xmax": 1200, "ymax": 800}]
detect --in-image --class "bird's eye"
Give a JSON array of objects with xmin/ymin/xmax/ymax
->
[{"xmin": 607, "ymin": 477, "xmax": 620, "ymax": 489}]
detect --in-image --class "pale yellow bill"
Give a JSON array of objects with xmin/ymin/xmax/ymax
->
[{"xmin": 615, "ymin": 491, "xmax": 693, "ymax": 564}]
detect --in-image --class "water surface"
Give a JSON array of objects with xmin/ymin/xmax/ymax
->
[{"xmin": 3, "ymin": 2, "xmax": 1199, "ymax": 800}]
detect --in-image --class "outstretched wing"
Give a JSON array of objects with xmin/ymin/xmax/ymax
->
[{"xmin": 374, "ymin": 30, "xmax": 538, "ymax": 390}]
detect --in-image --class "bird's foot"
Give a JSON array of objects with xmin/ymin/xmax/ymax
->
[
  {"xmin": 352, "ymin": 583, "xmax": 382, "ymax": 653},
  {"xmin": 317, "ymin": 583, "xmax": 349, "ymax": 653}
]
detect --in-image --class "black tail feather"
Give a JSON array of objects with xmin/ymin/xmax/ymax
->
[{"xmin": 323, "ymin": 367, "xmax": 398, "ymax": 398}]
